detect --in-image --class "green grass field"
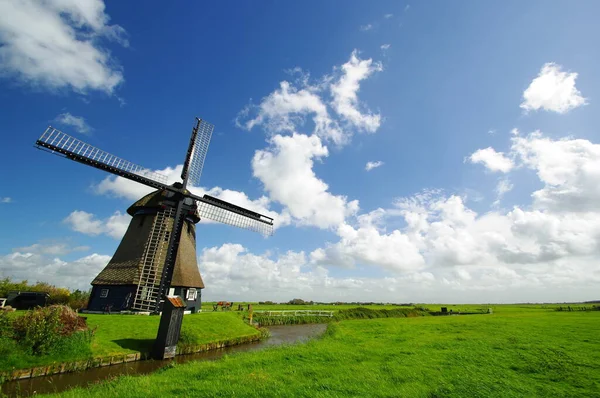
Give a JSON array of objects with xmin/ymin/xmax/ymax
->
[
  {"xmin": 86, "ymin": 312, "xmax": 261, "ymax": 357},
  {"xmin": 46, "ymin": 306, "xmax": 600, "ymax": 397},
  {"xmin": 0, "ymin": 312, "xmax": 261, "ymax": 372}
]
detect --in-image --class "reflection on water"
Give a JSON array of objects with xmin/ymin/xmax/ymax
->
[{"xmin": 1, "ymin": 324, "xmax": 327, "ymax": 397}]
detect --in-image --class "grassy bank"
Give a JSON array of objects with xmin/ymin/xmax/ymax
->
[
  {"xmin": 0, "ymin": 312, "xmax": 261, "ymax": 373},
  {"xmin": 46, "ymin": 308, "xmax": 600, "ymax": 397}
]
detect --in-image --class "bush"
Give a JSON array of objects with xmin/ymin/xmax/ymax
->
[
  {"xmin": 11, "ymin": 305, "xmax": 88, "ymax": 356},
  {"xmin": 0, "ymin": 312, "xmax": 13, "ymax": 338}
]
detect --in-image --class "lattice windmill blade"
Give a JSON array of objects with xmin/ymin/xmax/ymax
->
[
  {"xmin": 181, "ymin": 118, "xmax": 214, "ymax": 187},
  {"xmin": 194, "ymin": 194, "xmax": 274, "ymax": 236},
  {"xmin": 35, "ymin": 127, "xmax": 169, "ymax": 190}
]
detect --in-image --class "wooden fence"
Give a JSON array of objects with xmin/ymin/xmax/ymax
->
[{"xmin": 252, "ymin": 310, "xmax": 334, "ymax": 317}]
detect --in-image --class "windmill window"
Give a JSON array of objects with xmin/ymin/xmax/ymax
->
[
  {"xmin": 100, "ymin": 289, "xmax": 109, "ymax": 298},
  {"xmin": 187, "ymin": 288, "xmax": 197, "ymax": 300}
]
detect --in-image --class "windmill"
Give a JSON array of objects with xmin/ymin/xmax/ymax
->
[{"xmin": 35, "ymin": 117, "xmax": 274, "ymax": 358}]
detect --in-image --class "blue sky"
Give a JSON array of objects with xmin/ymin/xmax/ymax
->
[{"xmin": 1, "ymin": 0, "xmax": 600, "ymax": 303}]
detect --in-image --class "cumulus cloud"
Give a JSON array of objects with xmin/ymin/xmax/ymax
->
[
  {"xmin": 330, "ymin": 50, "xmax": 383, "ymax": 133},
  {"xmin": 302, "ymin": 129, "xmax": 600, "ymax": 300},
  {"xmin": 14, "ymin": 242, "xmax": 89, "ymax": 256},
  {"xmin": 253, "ymin": 133, "xmax": 358, "ymax": 229},
  {"xmin": 511, "ymin": 131, "xmax": 600, "ymax": 212},
  {"xmin": 365, "ymin": 160, "xmax": 384, "ymax": 171},
  {"xmin": 200, "ymin": 243, "xmax": 436, "ymax": 302},
  {"xmin": 94, "ymin": 135, "xmax": 356, "ymax": 231},
  {"xmin": 380, "ymin": 44, "xmax": 391, "ymax": 50},
  {"xmin": 0, "ymin": 249, "xmax": 110, "ymax": 290},
  {"xmin": 63, "ymin": 210, "xmax": 129, "ymax": 239},
  {"xmin": 469, "ymin": 147, "xmax": 514, "ymax": 173},
  {"xmin": 94, "ymin": 164, "xmax": 184, "ymax": 200},
  {"xmin": 11, "ymin": 128, "xmax": 600, "ymax": 302},
  {"xmin": 311, "ymin": 221, "xmax": 425, "ymax": 272},
  {"xmin": 241, "ymin": 81, "xmax": 345, "ymax": 144},
  {"xmin": 55, "ymin": 113, "xmax": 93, "ymax": 134},
  {"xmin": 520, "ymin": 63, "xmax": 587, "ymax": 114},
  {"xmin": 199, "ymin": 239, "xmax": 599, "ymax": 302},
  {"xmin": 239, "ymin": 50, "xmax": 382, "ymax": 146},
  {"xmin": 0, "ymin": 0, "xmax": 126, "ymax": 94},
  {"xmin": 1, "ymin": 197, "xmax": 12, "ymax": 203}
]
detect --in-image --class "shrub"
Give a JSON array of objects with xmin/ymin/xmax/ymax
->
[
  {"xmin": 0, "ymin": 312, "xmax": 13, "ymax": 338},
  {"xmin": 11, "ymin": 305, "xmax": 88, "ymax": 356}
]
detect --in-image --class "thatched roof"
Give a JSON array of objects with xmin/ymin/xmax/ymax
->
[
  {"xmin": 127, "ymin": 190, "xmax": 168, "ymax": 216},
  {"xmin": 92, "ymin": 189, "xmax": 204, "ymax": 289}
]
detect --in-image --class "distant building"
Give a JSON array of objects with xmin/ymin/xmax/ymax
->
[{"xmin": 6, "ymin": 291, "xmax": 50, "ymax": 310}]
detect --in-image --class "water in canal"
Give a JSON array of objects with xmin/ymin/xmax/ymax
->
[{"xmin": 2, "ymin": 323, "xmax": 327, "ymax": 397}]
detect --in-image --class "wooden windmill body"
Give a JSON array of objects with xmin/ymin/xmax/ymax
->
[
  {"xmin": 35, "ymin": 118, "xmax": 274, "ymax": 327},
  {"xmin": 88, "ymin": 188, "xmax": 205, "ymax": 313}
]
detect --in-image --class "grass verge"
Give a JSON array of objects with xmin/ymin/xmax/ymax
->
[
  {"xmin": 45, "ymin": 309, "xmax": 600, "ymax": 397},
  {"xmin": 0, "ymin": 312, "xmax": 261, "ymax": 374}
]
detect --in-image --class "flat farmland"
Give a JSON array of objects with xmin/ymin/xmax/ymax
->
[{"xmin": 48, "ymin": 306, "xmax": 600, "ymax": 397}]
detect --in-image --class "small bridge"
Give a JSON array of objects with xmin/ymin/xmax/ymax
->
[{"xmin": 252, "ymin": 310, "xmax": 334, "ymax": 317}]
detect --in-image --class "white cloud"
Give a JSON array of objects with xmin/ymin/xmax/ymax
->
[
  {"xmin": 1, "ymin": 197, "xmax": 11, "ymax": 203},
  {"xmin": 493, "ymin": 178, "xmax": 513, "ymax": 206},
  {"xmin": 0, "ymin": 250, "xmax": 110, "ymax": 290},
  {"xmin": 241, "ymin": 81, "xmax": 345, "ymax": 145},
  {"xmin": 0, "ymin": 0, "xmax": 126, "ymax": 94},
  {"xmin": 200, "ymin": 243, "xmax": 434, "ymax": 302},
  {"xmin": 365, "ymin": 160, "xmax": 384, "ymax": 171},
  {"xmin": 63, "ymin": 210, "xmax": 129, "ymax": 239},
  {"xmin": 511, "ymin": 131, "xmax": 600, "ymax": 212},
  {"xmin": 520, "ymin": 63, "xmax": 587, "ymax": 114},
  {"xmin": 469, "ymin": 147, "xmax": 514, "ymax": 173},
  {"xmin": 95, "ymin": 136, "xmax": 356, "ymax": 231},
  {"xmin": 14, "ymin": 242, "xmax": 89, "ymax": 256},
  {"xmin": 94, "ymin": 164, "xmax": 184, "ymax": 201},
  {"xmin": 380, "ymin": 44, "xmax": 391, "ymax": 50},
  {"xmin": 384, "ymin": 14, "xmax": 394, "ymax": 19},
  {"xmin": 55, "ymin": 113, "xmax": 93, "ymax": 134},
  {"xmin": 253, "ymin": 133, "xmax": 358, "ymax": 229},
  {"xmin": 198, "ymin": 240, "xmax": 599, "ymax": 303},
  {"xmin": 306, "ymin": 127, "xmax": 600, "ymax": 298},
  {"xmin": 10, "ymin": 129, "xmax": 600, "ymax": 302},
  {"xmin": 330, "ymin": 50, "xmax": 383, "ymax": 133},
  {"xmin": 359, "ymin": 24, "xmax": 373, "ymax": 31},
  {"xmin": 240, "ymin": 50, "xmax": 382, "ymax": 146},
  {"xmin": 311, "ymin": 221, "xmax": 425, "ymax": 272}
]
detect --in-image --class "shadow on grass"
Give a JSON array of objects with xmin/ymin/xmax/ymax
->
[{"xmin": 112, "ymin": 339, "xmax": 154, "ymax": 353}]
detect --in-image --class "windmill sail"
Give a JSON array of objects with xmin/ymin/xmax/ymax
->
[
  {"xmin": 35, "ymin": 127, "xmax": 169, "ymax": 188},
  {"xmin": 196, "ymin": 194, "xmax": 274, "ymax": 236},
  {"xmin": 185, "ymin": 119, "xmax": 214, "ymax": 187}
]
